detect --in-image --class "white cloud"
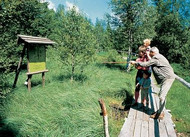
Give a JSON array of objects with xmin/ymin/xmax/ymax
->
[
  {"xmin": 48, "ymin": 0, "xmax": 56, "ymax": 11},
  {"xmin": 66, "ymin": 1, "xmax": 80, "ymax": 13},
  {"xmin": 40, "ymin": 0, "xmax": 56, "ymax": 11}
]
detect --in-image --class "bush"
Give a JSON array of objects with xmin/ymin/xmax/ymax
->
[
  {"xmin": 0, "ymin": 73, "xmax": 11, "ymax": 98},
  {"xmin": 96, "ymin": 49, "xmax": 125, "ymax": 63},
  {"xmin": 171, "ymin": 63, "xmax": 190, "ymax": 83}
]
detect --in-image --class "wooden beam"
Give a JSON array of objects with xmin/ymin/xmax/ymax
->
[
  {"xmin": 42, "ymin": 72, "xmax": 45, "ymax": 87},
  {"xmin": 175, "ymin": 74, "xmax": 190, "ymax": 89},
  {"xmin": 133, "ymin": 120, "xmax": 142, "ymax": 137},
  {"xmin": 103, "ymin": 62, "xmax": 127, "ymax": 64},
  {"xmin": 26, "ymin": 70, "xmax": 48, "ymax": 75},
  {"xmin": 148, "ymin": 119, "xmax": 155, "ymax": 137},
  {"xmin": 98, "ymin": 99, "xmax": 110, "ymax": 137},
  {"xmin": 141, "ymin": 121, "xmax": 148, "ymax": 137},
  {"xmin": 13, "ymin": 45, "xmax": 26, "ymax": 88},
  {"xmin": 119, "ymin": 118, "xmax": 134, "ymax": 137},
  {"xmin": 27, "ymin": 75, "xmax": 32, "ymax": 92}
]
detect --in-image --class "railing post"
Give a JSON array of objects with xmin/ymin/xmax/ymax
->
[
  {"xmin": 175, "ymin": 74, "xmax": 190, "ymax": 89},
  {"xmin": 98, "ymin": 98, "xmax": 110, "ymax": 137}
]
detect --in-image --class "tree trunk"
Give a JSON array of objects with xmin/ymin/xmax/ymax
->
[{"xmin": 71, "ymin": 53, "xmax": 75, "ymax": 81}]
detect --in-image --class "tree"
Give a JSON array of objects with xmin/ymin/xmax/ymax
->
[
  {"xmin": 94, "ymin": 18, "xmax": 113, "ymax": 51},
  {"xmin": 56, "ymin": 9, "xmax": 97, "ymax": 81},
  {"xmin": 0, "ymin": 0, "xmax": 55, "ymax": 95},
  {"xmin": 94, "ymin": 19, "xmax": 106, "ymax": 51},
  {"xmin": 110, "ymin": 0, "xmax": 156, "ymax": 52},
  {"xmin": 0, "ymin": 0, "xmax": 54, "ymax": 72},
  {"xmin": 104, "ymin": 22, "xmax": 114, "ymax": 50},
  {"xmin": 152, "ymin": 0, "xmax": 190, "ymax": 68}
]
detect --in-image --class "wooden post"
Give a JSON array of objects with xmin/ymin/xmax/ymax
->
[
  {"xmin": 98, "ymin": 98, "xmax": 110, "ymax": 137},
  {"xmin": 13, "ymin": 45, "xmax": 26, "ymax": 88},
  {"xmin": 175, "ymin": 74, "xmax": 190, "ymax": 89},
  {"xmin": 126, "ymin": 47, "xmax": 131, "ymax": 72},
  {"xmin": 42, "ymin": 72, "xmax": 45, "ymax": 87},
  {"xmin": 27, "ymin": 75, "xmax": 32, "ymax": 92},
  {"xmin": 103, "ymin": 62, "xmax": 128, "ymax": 64}
]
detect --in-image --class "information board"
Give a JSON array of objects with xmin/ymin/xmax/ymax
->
[{"xmin": 28, "ymin": 45, "xmax": 46, "ymax": 73}]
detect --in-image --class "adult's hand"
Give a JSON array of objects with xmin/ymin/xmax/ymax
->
[{"xmin": 129, "ymin": 61, "xmax": 136, "ymax": 65}]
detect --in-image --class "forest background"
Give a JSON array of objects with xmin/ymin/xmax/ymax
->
[{"xmin": 0, "ymin": 0, "xmax": 190, "ymax": 136}]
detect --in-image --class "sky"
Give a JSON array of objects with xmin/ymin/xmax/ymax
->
[{"xmin": 44, "ymin": 0, "xmax": 112, "ymax": 24}]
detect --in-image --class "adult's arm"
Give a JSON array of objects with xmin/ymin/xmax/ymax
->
[{"xmin": 136, "ymin": 58, "xmax": 159, "ymax": 67}]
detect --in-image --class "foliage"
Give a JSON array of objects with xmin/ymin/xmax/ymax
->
[
  {"xmin": 171, "ymin": 63, "xmax": 190, "ymax": 83},
  {"xmin": 0, "ymin": 73, "xmax": 11, "ymax": 97},
  {"xmin": 52, "ymin": 8, "xmax": 97, "ymax": 81},
  {"xmin": 102, "ymin": 49, "xmax": 124, "ymax": 63},
  {"xmin": 152, "ymin": 0, "xmax": 190, "ymax": 68},
  {"xmin": 94, "ymin": 19, "xmax": 113, "ymax": 51},
  {"xmin": 109, "ymin": 0, "xmax": 157, "ymax": 51},
  {"xmin": 0, "ymin": 0, "xmax": 55, "ymax": 95},
  {"xmin": 0, "ymin": 0, "xmax": 54, "ymax": 72}
]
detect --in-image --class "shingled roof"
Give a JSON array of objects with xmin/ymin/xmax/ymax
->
[{"xmin": 17, "ymin": 35, "xmax": 56, "ymax": 45}]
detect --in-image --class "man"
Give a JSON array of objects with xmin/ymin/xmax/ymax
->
[{"xmin": 130, "ymin": 47, "xmax": 175, "ymax": 119}]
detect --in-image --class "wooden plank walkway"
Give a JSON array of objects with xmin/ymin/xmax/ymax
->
[{"xmin": 119, "ymin": 83, "xmax": 177, "ymax": 137}]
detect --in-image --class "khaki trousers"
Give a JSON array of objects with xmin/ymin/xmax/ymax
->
[{"xmin": 157, "ymin": 78, "xmax": 175, "ymax": 114}]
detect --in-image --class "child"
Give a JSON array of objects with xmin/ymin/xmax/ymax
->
[
  {"xmin": 143, "ymin": 39, "xmax": 151, "ymax": 51},
  {"xmin": 137, "ymin": 70, "xmax": 151, "ymax": 110},
  {"xmin": 132, "ymin": 46, "xmax": 149, "ymax": 106},
  {"xmin": 143, "ymin": 39, "xmax": 151, "ymax": 59}
]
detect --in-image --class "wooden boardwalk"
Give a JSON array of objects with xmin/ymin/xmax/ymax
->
[{"xmin": 119, "ymin": 84, "xmax": 177, "ymax": 137}]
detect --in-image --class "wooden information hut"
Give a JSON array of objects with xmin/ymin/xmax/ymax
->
[{"xmin": 13, "ymin": 35, "xmax": 55, "ymax": 91}]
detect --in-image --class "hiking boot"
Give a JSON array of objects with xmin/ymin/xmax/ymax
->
[
  {"xmin": 150, "ymin": 112, "xmax": 157, "ymax": 119},
  {"xmin": 150, "ymin": 112, "xmax": 164, "ymax": 120},
  {"xmin": 158, "ymin": 112, "xmax": 165, "ymax": 120}
]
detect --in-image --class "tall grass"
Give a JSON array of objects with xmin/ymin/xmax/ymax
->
[
  {"xmin": 169, "ymin": 63, "xmax": 190, "ymax": 135},
  {"xmin": 0, "ymin": 49, "xmax": 189, "ymax": 136},
  {"xmin": 0, "ymin": 49, "xmax": 135, "ymax": 136},
  {"xmin": 167, "ymin": 80, "xmax": 190, "ymax": 135}
]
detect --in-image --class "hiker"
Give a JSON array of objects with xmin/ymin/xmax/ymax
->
[
  {"xmin": 137, "ymin": 70, "xmax": 151, "ymax": 111},
  {"xmin": 131, "ymin": 46, "xmax": 150, "ymax": 106},
  {"xmin": 130, "ymin": 47, "xmax": 175, "ymax": 119}
]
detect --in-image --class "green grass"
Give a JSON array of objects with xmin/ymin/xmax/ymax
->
[
  {"xmin": 0, "ymin": 49, "xmax": 189, "ymax": 136},
  {"xmin": 169, "ymin": 63, "xmax": 190, "ymax": 136},
  {"xmin": 0, "ymin": 50, "xmax": 135, "ymax": 136},
  {"xmin": 167, "ymin": 80, "xmax": 190, "ymax": 135}
]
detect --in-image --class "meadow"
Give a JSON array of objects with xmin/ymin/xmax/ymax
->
[{"xmin": 0, "ymin": 49, "xmax": 189, "ymax": 137}]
